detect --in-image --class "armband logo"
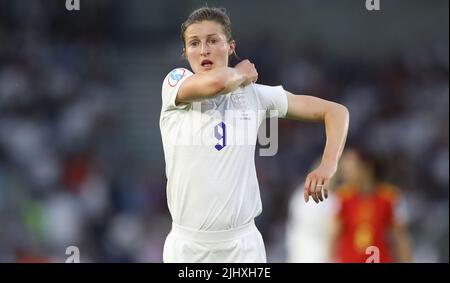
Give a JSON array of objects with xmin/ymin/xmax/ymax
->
[{"xmin": 168, "ymin": 69, "xmax": 186, "ymax": 87}]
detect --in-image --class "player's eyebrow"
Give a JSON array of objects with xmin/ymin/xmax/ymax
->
[{"xmin": 187, "ymin": 33, "xmax": 219, "ymax": 40}]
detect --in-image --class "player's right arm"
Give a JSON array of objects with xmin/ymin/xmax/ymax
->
[{"xmin": 176, "ymin": 60, "xmax": 258, "ymax": 105}]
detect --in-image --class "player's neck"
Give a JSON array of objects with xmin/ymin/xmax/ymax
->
[{"xmin": 359, "ymin": 178, "xmax": 376, "ymax": 194}]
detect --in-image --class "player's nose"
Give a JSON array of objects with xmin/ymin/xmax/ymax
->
[{"xmin": 200, "ymin": 42, "xmax": 210, "ymax": 56}]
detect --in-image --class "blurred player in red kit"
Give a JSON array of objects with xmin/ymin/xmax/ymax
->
[{"xmin": 331, "ymin": 148, "xmax": 412, "ymax": 263}]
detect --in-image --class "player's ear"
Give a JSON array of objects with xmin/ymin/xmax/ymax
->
[
  {"xmin": 228, "ymin": 40, "xmax": 236, "ymax": 56},
  {"xmin": 182, "ymin": 48, "xmax": 186, "ymax": 59}
]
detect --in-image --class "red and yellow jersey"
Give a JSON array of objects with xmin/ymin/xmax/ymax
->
[{"xmin": 334, "ymin": 183, "xmax": 400, "ymax": 263}]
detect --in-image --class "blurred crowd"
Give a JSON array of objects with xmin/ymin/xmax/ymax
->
[
  {"xmin": 0, "ymin": 0, "xmax": 170, "ymax": 262},
  {"xmin": 0, "ymin": 1, "xmax": 448, "ymax": 262},
  {"xmin": 260, "ymin": 41, "xmax": 449, "ymax": 262}
]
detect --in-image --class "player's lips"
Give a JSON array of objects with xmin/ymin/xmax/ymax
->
[{"xmin": 201, "ymin": 59, "xmax": 213, "ymax": 69}]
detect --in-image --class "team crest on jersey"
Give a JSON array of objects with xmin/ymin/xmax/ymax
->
[{"xmin": 168, "ymin": 68, "xmax": 186, "ymax": 87}]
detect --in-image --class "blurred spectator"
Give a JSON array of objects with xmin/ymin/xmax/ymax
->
[{"xmin": 285, "ymin": 160, "xmax": 339, "ymax": 263}]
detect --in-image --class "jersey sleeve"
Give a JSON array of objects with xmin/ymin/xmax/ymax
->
[
  {"xmin": 161, "ymin": 68, "xmax": 194, "ymax": 112},
  {"xmin": 252, "ymin": 83, "xmax": 288, "ymax": 118}
]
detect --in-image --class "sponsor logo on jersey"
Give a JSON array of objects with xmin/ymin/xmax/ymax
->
[{"xmin": 168, "ymin": 68, "xmax": 186, "ymax": 87}]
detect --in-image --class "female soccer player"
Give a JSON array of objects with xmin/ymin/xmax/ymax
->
[{"xmin": 160, "ymin": 6, "xmax": 349, "ymax": 263}]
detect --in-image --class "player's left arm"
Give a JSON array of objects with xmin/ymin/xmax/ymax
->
[
  {"xmin": 391, "ymin": 220, "xmax": 413, "ymax": 262},
  {"xmin": 285, "ymin": 91, "xmax": 350, "ymax": 203}
]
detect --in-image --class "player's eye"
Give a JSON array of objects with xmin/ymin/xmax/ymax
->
[{"xmin": 189, "ymin": 41, "xmax": 199, "ymax": 47}]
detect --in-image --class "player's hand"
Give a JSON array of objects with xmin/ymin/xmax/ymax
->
[
  {"xmin": 304, "ymin": 161, "xmax": 337, "ymax": 203},
  {"xmin": 235, "ymin": 59, "xmax": 258, "ymax": 86}
]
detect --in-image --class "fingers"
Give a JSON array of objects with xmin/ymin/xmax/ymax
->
[
  {"xmin": 304, "ymin": 174, "xmax": 319, "ymax": 203},
  {"xmin": 310, "ymin": 178, "xmax": 319, "ymax": 203},
  {"xmin": 315, "ymin": 177, "xmax": 324, "ymax": 202},
  {"xmin": 304, "ymin": 185, "xmax": 309, "ymax": 203},
  {"xmin": 304, "ymin": 174, "xmax": 329, "ymax": 204},
  {"xmin": 323, "ymin": 182, "xmax": 329, "ymax": 199},
  {"xmin": 252, "ymin": 72, "xmax": 258, "ymax": 83},
  {"xmin": 237, "ymin": 60, "xmax": 258, "ymax": 84},
  {"xmin": 250, "ymin": 72, "xmax": 258, "ymax": 84},
  {"xmin": 249, "ymin": 63, "xmax": 258, "ymax": 83},
  {"xmin": 304, "ymin": 177, "xmax": 311, "ymax": 203}
]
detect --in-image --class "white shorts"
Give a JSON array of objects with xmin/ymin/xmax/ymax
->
[{"xmin": 163, "ymin": 220, "xmax": 267, "ymax": 263}]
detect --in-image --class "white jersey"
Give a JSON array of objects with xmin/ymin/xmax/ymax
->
[{"xmin": 160, "ymin": 68, "xmax": 288, "ymax": 231}]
